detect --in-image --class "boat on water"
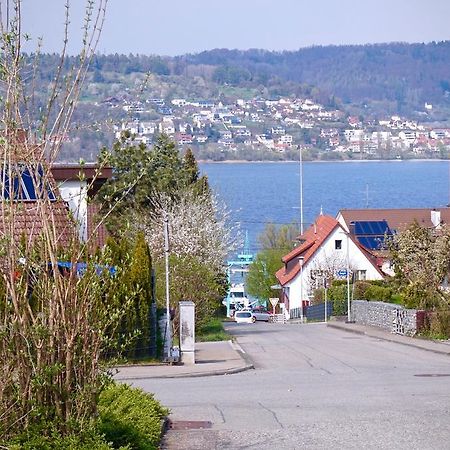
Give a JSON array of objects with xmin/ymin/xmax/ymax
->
[
  {"xmin": 223, "ymin": 283, "xmax": 249, "ymax": 306},
  {"xmin": 223, "ymin": 231, "xmax": 259, "ymax": 316}
]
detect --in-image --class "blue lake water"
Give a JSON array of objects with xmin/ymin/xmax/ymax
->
[{"xmin": 200, "ymin": 160, "xmax": 449, "ymax": 254}]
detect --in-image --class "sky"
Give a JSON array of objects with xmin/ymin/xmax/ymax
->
[{"xmin": 20, "ymin": 0, "xmax": 450, "ymax": 56}]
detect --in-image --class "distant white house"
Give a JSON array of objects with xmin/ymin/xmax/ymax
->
[
  {"xmin": 301, "ymin": 99, "xmax": 321, "ymax": 111},
  {"xmin": 271, "ymin": 126, "xmax": 286, "ymax": 135},
  {"xmin": 141, "ymin": 122, "xmax": 156, "ymax": 135},
  {"xmin": 159, "ymin": 118, "xmax": 175, "ymax": 135},
  {"xmin": 172, "ymin": 98, "xmax": 187, "ymax": 107}
]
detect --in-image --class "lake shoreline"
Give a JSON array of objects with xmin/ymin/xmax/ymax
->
[{"xmin": 198, "ymin": 159, "xmax": 449, "ymax": 164}]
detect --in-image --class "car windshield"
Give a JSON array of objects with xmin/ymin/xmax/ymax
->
[{"xmin": 236, "ymin": 312, "xmax": 252, "ymax": 318}]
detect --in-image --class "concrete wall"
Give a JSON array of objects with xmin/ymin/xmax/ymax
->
[{"xmin": 351, "ymin": 300, "xmax": 418, "ymax": 336}]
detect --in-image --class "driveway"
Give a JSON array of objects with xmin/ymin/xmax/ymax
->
[{"xmin": 133, "ymin": 322, "xmax": 450, "ymax": 449}]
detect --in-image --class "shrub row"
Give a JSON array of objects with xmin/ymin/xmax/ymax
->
[{"xmin": 3, "ymin": 383, "xmax": 168, "ymax": 450}]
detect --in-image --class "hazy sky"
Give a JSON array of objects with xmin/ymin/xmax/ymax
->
[{"xmin": 21, "ymin": 0, "xmax": 450, "ymax": 55}]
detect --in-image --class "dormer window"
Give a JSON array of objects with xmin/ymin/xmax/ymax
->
[{"xmin": 335, "ymin": 239, "xmax": 342, "ymax": 250}]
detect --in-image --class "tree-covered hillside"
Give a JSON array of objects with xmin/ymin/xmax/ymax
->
[
  {"xmin": 178, "ymin": 42, "xmax": 450, "ymax": 112},
  {"xmin": 29, "ymin": 41, "xmax": 450, "ymax": 113}
]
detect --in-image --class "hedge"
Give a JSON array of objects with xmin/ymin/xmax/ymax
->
[{"xmin": 97, "ymin": 383, "xmax": 169, "ymax": 450}]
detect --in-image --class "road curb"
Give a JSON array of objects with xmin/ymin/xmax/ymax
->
[
  {"xmin": 327, "ymin": 322, "xmax": 450, "ymax": 357},
  {"xmin": 229, "ymin": 340, "xmax": 255, "ymax": 369},
  {"xmin": 115, "ymin": 363, "xmax": 254, "ymax": 380},
  {"xmin": 327, "ymin": 322, "xmax": 366, "ymax": 336},
  {"xmin": 114, "ymin": 340, "xmax": 255, "ymax": 380}
]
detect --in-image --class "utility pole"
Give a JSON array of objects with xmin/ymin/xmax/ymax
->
[
  {"xmin": 346, "ymin": 233, "xmax": 351, "ymax": 323},
  {"xmin": 300, "ymin": 146, "xmax": 304, "ymax": 235},
  {"xmin": 299, "ymin": 256, "xmax": 304, "ymax": 323},
  {"xmin": 163, "ymin": 213, "xmax": 172, "ymax": 359}
]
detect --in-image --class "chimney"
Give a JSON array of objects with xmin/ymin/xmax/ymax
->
[{"xmin": 431, "ymin": 209, "xmax": 441, "ymax": 229}]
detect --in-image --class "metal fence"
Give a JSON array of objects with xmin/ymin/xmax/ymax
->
[
  {"xmin": 305, "ymin": 302, "xmax": 333, "ymax": 321},
  {"xmin": 289, "ymin": 307, "xmax": 303, "ymax": 320}
]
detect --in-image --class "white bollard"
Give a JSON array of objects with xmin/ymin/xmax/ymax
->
[{"xmin": 179, "ymin": 301, "xmax": 195, "ymax": 364}]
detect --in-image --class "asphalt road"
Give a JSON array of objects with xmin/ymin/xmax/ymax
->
[{"xmin": 132, "ymin": 322, "xmax": 450, "ymax": 449}]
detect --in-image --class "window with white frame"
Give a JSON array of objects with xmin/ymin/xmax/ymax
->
[{"xmin": 356, "ymin": 270, "xmax": 367, "ymax": 281}]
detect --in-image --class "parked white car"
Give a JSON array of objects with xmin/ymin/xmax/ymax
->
[{"xmin": 234, "ymin": 310, "xmax": 255, "ymax": 323}]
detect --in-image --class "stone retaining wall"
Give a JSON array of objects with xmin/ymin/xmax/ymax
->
[{"xmin": 351, "ymin": 300, "xmax": 418, "ymax": 336}]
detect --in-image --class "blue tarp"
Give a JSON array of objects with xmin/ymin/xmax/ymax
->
[{"xmin": 55, "ymin": 261, "xmax": 116, "ymax": 276}]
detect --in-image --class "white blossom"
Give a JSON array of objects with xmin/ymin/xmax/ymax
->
[{"xmin": 139, "ymin": 190, "xmax": 238, "ymax": 269}]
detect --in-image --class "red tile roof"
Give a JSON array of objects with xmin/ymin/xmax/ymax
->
[
  {"xmin": 0, "ymin": 132, "xmax": 76, "ymax": 247},
  {"xmin": 0, "ymin": 200, "xmax": 75, "ymax": 247},
  {"xmin": 276, "ymin": 215, "xmax": 339, "ymax": 286},
  {"xmin": 276, "ymin": 214, "xmax": 384, "ymax": 286},
  {"xmin": 87, "ymin": 203, "xmax": 109, "ymax": 249}
]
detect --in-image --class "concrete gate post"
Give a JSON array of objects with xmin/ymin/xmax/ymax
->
[{"xmin": 179, "ymin": 300, "xmax": 195, "ymax": 364}]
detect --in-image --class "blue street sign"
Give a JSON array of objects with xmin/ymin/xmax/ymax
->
[{"xmin": 337, "ymin": 269, "xmax": 348, "ymax": 277}]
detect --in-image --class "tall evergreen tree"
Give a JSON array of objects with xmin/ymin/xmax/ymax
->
[{"xmin": 97, "ymin": 134, "xmax": 198, "ymax": 230}]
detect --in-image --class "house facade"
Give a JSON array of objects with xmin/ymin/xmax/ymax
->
[
  {"xmin": 275, "ymin": 215, "xmax": 384, "ymax": 319},
  {"xmin": 0, "ymin": 131, "xmax": 76, "ymax": 247},
  {"xmin": 51, "ymin": 164, "xmax": 112, "ymax": 246}
]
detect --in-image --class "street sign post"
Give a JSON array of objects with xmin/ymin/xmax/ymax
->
[{"xmin": 269, "ymin": 297, "xmax": 279, "ymax": 315}]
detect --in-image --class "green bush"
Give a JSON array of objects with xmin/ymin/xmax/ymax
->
[
  {"xmin": 3, "ymin": 383, "xmax": 169, "ymax": 450},
  {"xmin": 4, "ymin": 425, "xmax": 116, "ymax": 450},
  {"xmin": 401, "ymin": 283, "xmax": 441, "ymax": 309},
  {"xmin": 428, "ymin": 310, "xmax": 450, "ymax": 339},
  {"xmin": 328, "ymin": 284, "xmax": 348, "ymax": 316},
  {"xmin": 98, "ymin": 383, "xmax": 169, "ymax": 450},
  {"xmin": 312, "ymin": 287, "xmax": 325, "ymax": 304},
  {"xmin": 353, "ymin": 281, "xmax": 371, "ymax": 299},
  {"xmin": 364, "ymin": 284, "xmax": 392, "ymax": 302}
]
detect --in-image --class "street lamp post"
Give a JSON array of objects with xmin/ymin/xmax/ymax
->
[
  {"xmin": 299, "ymin": 146, "xmax": 304, "ymax": 235},
  {"xmin": 299, "ymin": 256, "xmax": 304, "ymax": 323},
  {"xmin": 346, "ymin": 232, "xmax": 351, "ymax": 323},
  {"xmin": 163, "ymin": 214, "xmax": 172, "ymax": 359}
]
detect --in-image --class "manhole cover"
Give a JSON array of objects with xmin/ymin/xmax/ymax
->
[
  {"xmin": 168, "ymin": 420, "xmax": 212, "ymax": 430},
  {"xmin": 414, "ymin": 374, "xmax": 450, "ymax": 377}
]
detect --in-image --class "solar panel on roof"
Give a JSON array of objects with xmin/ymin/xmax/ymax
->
[
  {"xmin": 353, "ymin": 220, "xmax": 392, "ymax": 250},
  {"xmin": 357, "ymin": 236, "xmax": 385, "ymax": 250},
  {"xmin": 353, "ymin": 220, "xmax": 391, "ymax": 236},
  {"xmin": 1, "ymin": 164, "xmax": 56, "ymax": 201}
]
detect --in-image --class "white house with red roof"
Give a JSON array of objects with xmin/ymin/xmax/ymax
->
[{"xmin": 275, "ymin": 215, "xmax": 384, "ymax": 320}]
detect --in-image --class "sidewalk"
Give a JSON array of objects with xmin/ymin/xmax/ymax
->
[
  {"xmin": 114, "ymin": 340, "xmax": 253, "ymax": 380},
  {"xmin": 327, "ymin": 320, "xmax": 450, "ymax": 356},
  {"xmin": 115, "ymin": 323, "xmax": 450, "ymax": 381}
]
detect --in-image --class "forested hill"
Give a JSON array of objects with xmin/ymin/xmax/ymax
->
[
  {"xmin": 31, "ymin": 41, "xmax": 450, "ymax": 115},
  {"xmin": 177, "ymin": 42, "xmax": 450, "ymax": 110}
]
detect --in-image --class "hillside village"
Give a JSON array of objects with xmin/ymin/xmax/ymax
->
[{"xmin": 113, "ymin": 95, "xmax": 450, "ymax": 159}]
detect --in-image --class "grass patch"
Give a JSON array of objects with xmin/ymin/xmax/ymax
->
[
  {"xmin": 114, "ymin": 356, "xmax": 162, "ymax": 366},
  {"xmin": 196, "ymin": 316, "xmax": 230, "ymax": 342}
]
